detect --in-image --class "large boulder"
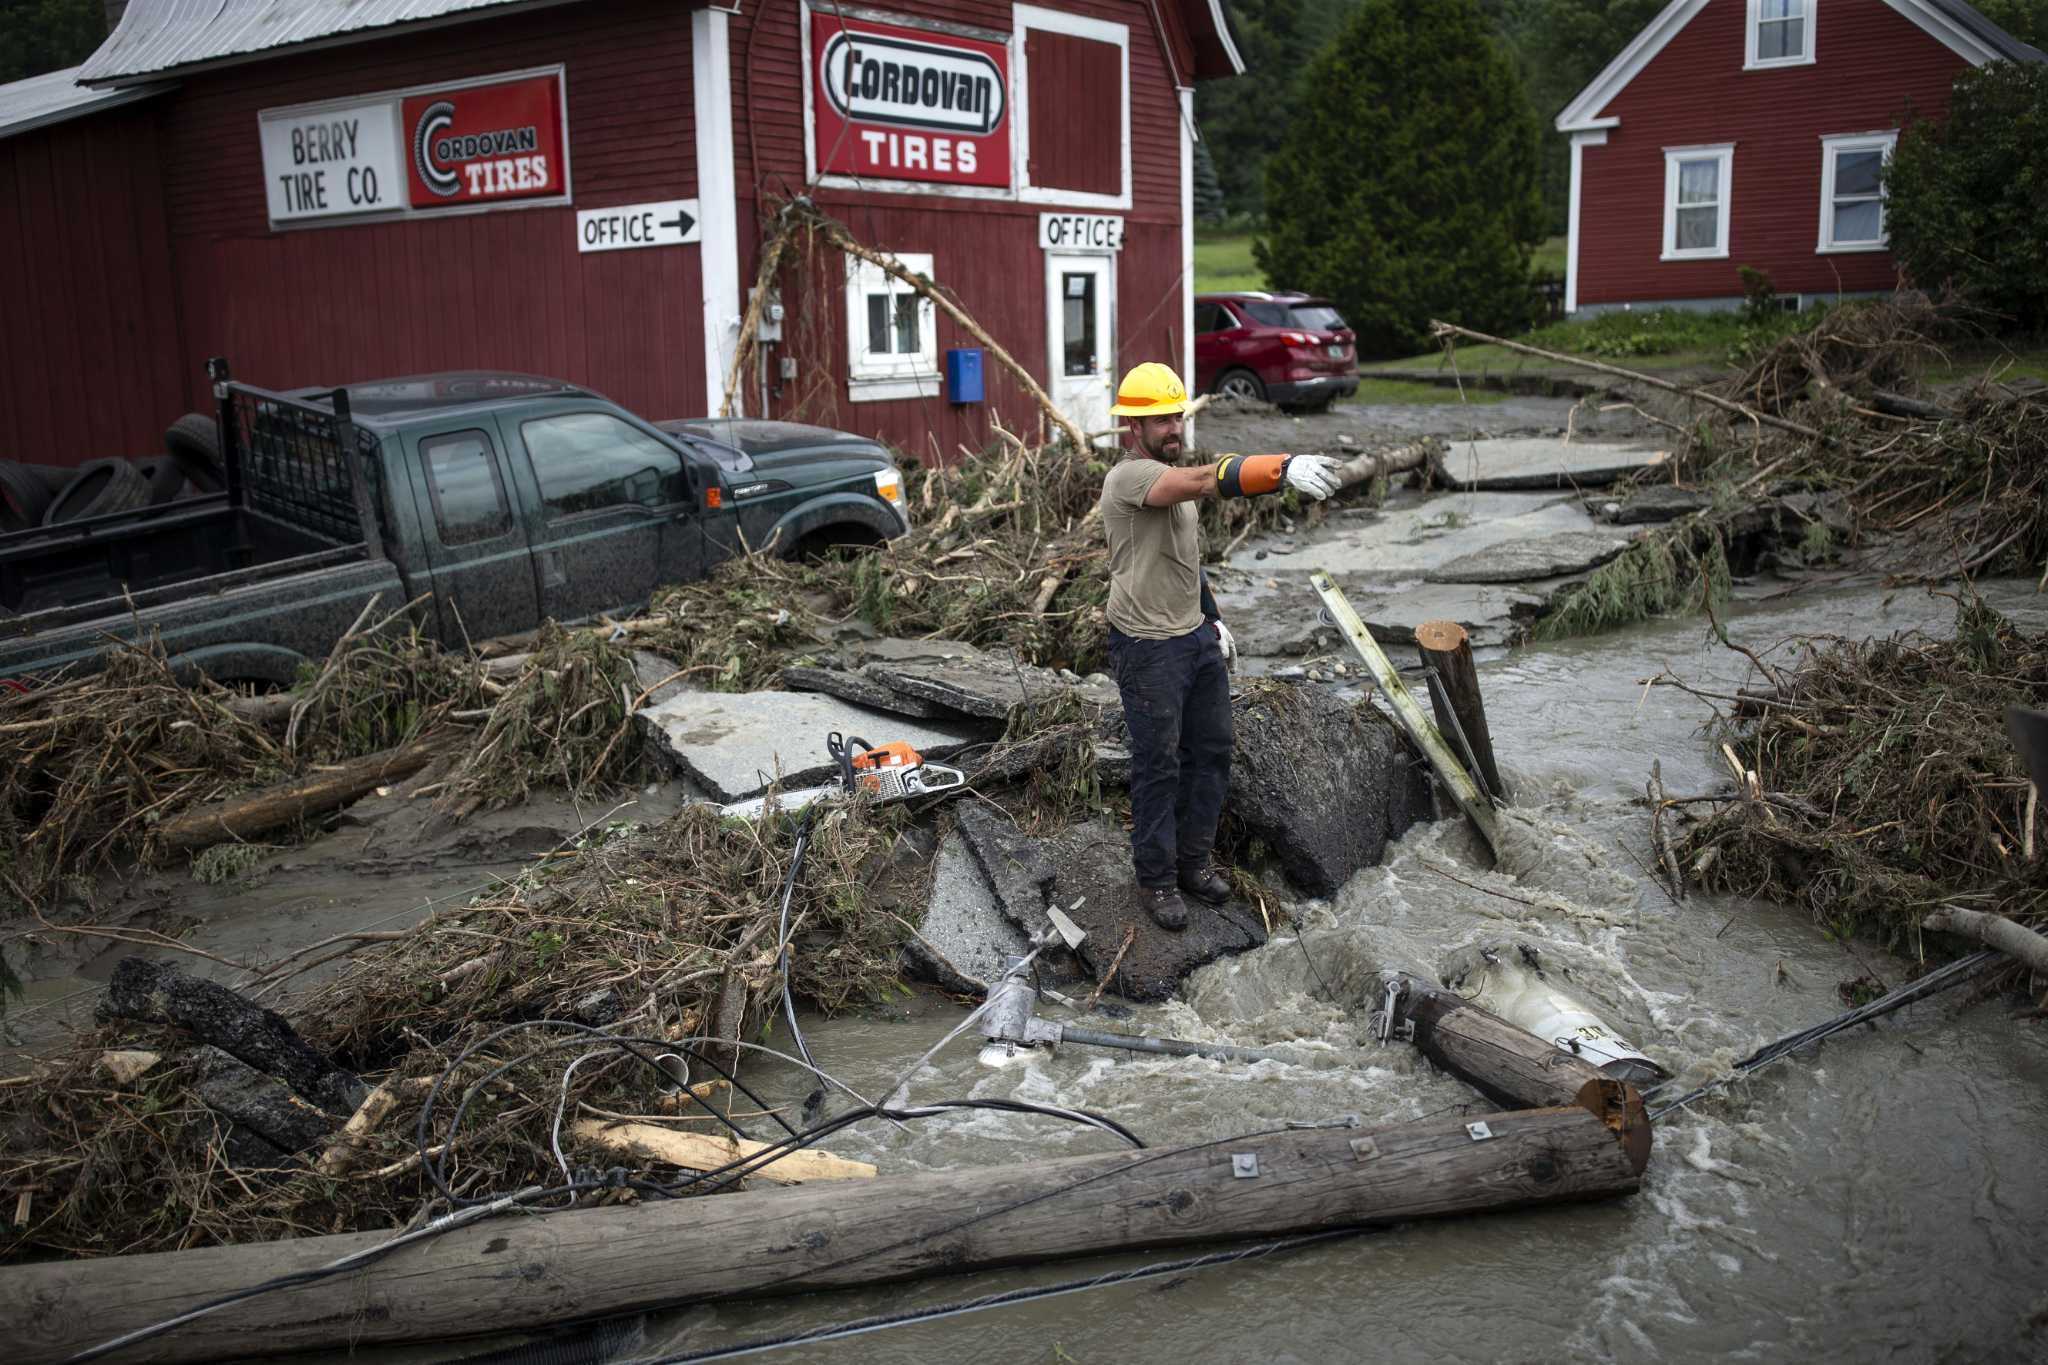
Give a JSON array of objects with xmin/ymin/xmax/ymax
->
[{"xmin": 1227, "ymin": 682, "xmax": 1434, "ymax": 896}]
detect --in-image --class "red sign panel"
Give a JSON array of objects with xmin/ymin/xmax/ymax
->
[
  {"xmin": 404, "ymin": 74, "xmax": 565, "ymax": 209},
  {"xmin": 811, "ymin": 14, "xmax": 1009, "ymax": 188}
]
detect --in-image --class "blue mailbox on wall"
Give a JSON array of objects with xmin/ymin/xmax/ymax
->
[{"xmin": 945, "ymin": 348, "xmax": 984, "ymax": 404}]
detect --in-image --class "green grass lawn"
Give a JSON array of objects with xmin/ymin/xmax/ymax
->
[
  {"xmin": 1343, "ymin": 376, "xmax": 1509, "ymax": 406},
  {"xmin": 1921, "ymin": 344, "xmax": 2048, "ymax": 388},
  {"xmin": 1193, "ymin": 232, "xmax": 1569, "ymax": 295}
]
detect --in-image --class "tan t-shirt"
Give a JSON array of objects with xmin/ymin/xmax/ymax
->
[{"xmin": 1099, "ymin": 457, "xmax": 1203, "ymax": 639}]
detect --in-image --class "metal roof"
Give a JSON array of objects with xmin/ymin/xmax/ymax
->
[
  {"xmin": 0, "ymin": 65, "xmax": 171, "ymax": 141},
  {"xmin": 78, "ymin": 0, "xmax": 589, "ymax": 86}
]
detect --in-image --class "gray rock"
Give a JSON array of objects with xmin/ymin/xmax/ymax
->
[
  {"xmin": 1227, "ymin": 682, "xmax": 1434, "ymax": 896},
  {"xmin": 190, "ymin": 1046, "xmax": 340, "ymax": 1158},
  {"xmin": 779, "ymin": 665, "xmax": 955, "ymax": 719},
  {"xmin": 1041, "ymin": 821, "xmax": 1267, "ymax": 1003},
  {"xmin": 1424, "ymin": 529, "xmax": 1634, "ymax": 584},
  {"xmin": 636, "ymin": 691, "xmax": 988, "ymax": 802},
  {"xmin": 907, "ymin": 835, "xmax": 1032, "ymax": 991},
  {"xmin": 954, "ymin": 803, "xmax": 1055, "ymax": 935}
]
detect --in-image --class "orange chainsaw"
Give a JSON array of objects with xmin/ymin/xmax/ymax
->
[{"xmin": 719, "ymin": 732, "xmax": 966, "ymax": 820}]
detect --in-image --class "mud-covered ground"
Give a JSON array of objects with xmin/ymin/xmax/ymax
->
[{"xmin": 1190, "ymin": 385, "xmax": 1662, "ymax": 455}]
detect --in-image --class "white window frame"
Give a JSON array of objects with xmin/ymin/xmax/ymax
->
[
  {"xmin": 846, "ymin": 251, "xmax": 940, "ymax": 403},
  {"xmin": 1817, "ymin": 130, "xmax": 1896, "ymax": 254},
  {"xmin": 1662, "ymin": 144, "xmax": 1734, "ymax": 261},
  {"xmin": 1013, "ymin": 3, "xmax": 1132, "ymax": 211},
  {"xmin": 1745, "ymin": 0, "xmax": 1816, "ymax": 70}
]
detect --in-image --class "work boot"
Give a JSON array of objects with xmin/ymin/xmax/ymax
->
[
  {"xmin": 1139, "ymin": 886, "xmax": 1188, "ymax": 931},
  {"xmin": 1178, "ymin": 864, "xmax": 1232, "ymax": 905}
]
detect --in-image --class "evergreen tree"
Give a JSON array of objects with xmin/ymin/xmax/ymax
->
[
  {"xmin": 1192, "ymin": 138, "xmax": 1227, "ymax": 226},
  {"xmin": 1255, "ymin": 0, "xmax": 1544, "ymax": 358},
  {"xmin": 0, "ymin": 0, "xmax": 108, "ymax": 84},
  {"xmin": 1193, "ymin": 0, "xmax": 1365, "ymax": 221}
]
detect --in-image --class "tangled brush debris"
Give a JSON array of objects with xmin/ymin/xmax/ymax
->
[
  {"xmin": 1533, "ymin": 295, "xmax": 2048, "ymax": 639},
  {"xmin": 0, "ymin": 799, "xmax": 915, "ymax": 1261},
  {"xmin": 1663, "ymin": 595, "xmax": 2048, "ymax": 948}
]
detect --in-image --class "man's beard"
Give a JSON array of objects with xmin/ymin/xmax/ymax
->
[{"xmin": 1147, "ymin": 435, "xmax": 1183, "ymax": 461}]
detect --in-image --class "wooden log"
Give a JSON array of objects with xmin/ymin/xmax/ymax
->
[
  {"xmin": 1413, "ymin": 619, "xmax": 1505, "ymax": 802},
  {"xmin": 570, "ymin": 1120, "xmax": 876, "ymax": 1184},
  {"xmin": 1921, "ymin": 906, "xmax": 2048, "ymax": 976},
  {"xmin": 1329, "ymin": 438, "xmax": 1435, "ymax": 491},
  {"xmin": 101, "ymin": 958, "xmax": 365, "ymax": 1115},
  {"xmin": 3, "ymin": 1107, "xmax": 1646, "ymax": 1365},
  {"xmin": 1312, "ymin": 574, "xmax": 1500, "ymax": 859},
  {"xmin": 151, "ymin": 735, "xmax": 450, "ymax": 853}
]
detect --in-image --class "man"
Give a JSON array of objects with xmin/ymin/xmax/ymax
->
[{"xmin": 1098, "ymin": 362, "xmax": 1341, "ymax": 930}]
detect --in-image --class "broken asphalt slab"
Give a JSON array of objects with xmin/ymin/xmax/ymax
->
[
  {"xmin": 1425, "ymin": 529, "xmax": 1635, "ymax": 584},
  {"xmin": 784, "ymin": 637, "xmax": 1118, "ymax": 723},
  {"xmin": 1434, "ymin": 437, "xmax": 1669, "ymax": 491},
  {"xmin": 1217, "ymin": 574, "xmax": 1563, "ymax": 656},
  {"xmin": 1228, "ymin": 682, "xmax": 1435, "ymax": 896},
  {"xmin": 907, "ymin": 834, "xmax": 1033, "ymax": 992},
  {"xmin": 636, "ymin": 690, "xmax": 989, "ymax": 803}
]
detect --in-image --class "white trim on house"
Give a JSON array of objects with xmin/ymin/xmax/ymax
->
[
  {"xmin": 693, "ymin": 7, "xmax": 742, "ymax": 415},
  {"xmin": 1180, "ymin": 86, "xmax": 1195, "ymax": 396},
  {"xmin": 1879, "ymin": 0, "xmax": 2005, "ymax": 63},
  {"xmin": 1013, "ymin": 3, "xmax": 1132, "ymax": 211},
  {"xmin": 846, "ymin": 249, "xmax": 941, "ymax": 403},
  {"xmin": 1565, "ymin": 129, "xmax": 1606, "ymax": 314},
  {"xmin": 1661, "ymin": 143, "xmax": 1733, "ymax": 261},
  {"xmin": 1744, "ymin": 0, "xmax": 1817, "ymax": 70},
  {"xmin": 1816, "ymin": 129, "xmax": 1897, "ymax": 253},
  {"xmin": 1555, "ymin": 0, "xmax": 1706, "ymax": 132},
  {"xmin": 1203, "ymin": 0, "xmax": 1246, "ymax": 76}
]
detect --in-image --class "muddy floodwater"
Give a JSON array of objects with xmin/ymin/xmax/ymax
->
[
  {"xmin": 11, "ymin": 405, "xmax": 2047, "ymax": 1361},
  {"xmin": 612, "ymin": 578, "xmax": 2048, "ymax": 1365}
]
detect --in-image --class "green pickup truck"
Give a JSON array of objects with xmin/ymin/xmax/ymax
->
[{"xmin": 0, "ymin": 361, "xmax": 909, "ymax": 686}]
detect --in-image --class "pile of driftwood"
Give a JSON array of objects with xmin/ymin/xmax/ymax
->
[{"xmin": 1648, "ymin": 595, "xmax": 2047, "ymax": 984}]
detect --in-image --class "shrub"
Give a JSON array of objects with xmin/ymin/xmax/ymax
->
[
  {"xmin": 1885, "ymin": 62, "xmax": 2048, "ymax": 330},
  {"xmin": 1255, "ymin": 0, "xmax": 1545, "ymax": 359}
]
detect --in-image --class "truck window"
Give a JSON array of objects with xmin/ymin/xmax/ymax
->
[
  {"xmin": 421, "ymin": 428, "xmax": 513, "ymax": 545},
  {"xmin": 521, "ymin": 412, "xmax": 685, "ymax": 520}
]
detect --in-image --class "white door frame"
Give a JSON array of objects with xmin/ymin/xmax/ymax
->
[{"xmin": 1044, "ymin": 250, "xmax": 1115, "ymax": 444}]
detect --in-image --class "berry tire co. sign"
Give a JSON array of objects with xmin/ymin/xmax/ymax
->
[
  {"xmin": 259, "ymin": 68, "xmax": 568, "ymax": 227},
  {"xmin": 810, "ymin": 11, "xmax": 1009, "ymax": 188}
]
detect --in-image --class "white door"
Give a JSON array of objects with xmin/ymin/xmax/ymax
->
[{"xmin": 1045, "ymin": 253, "xmax": 1114, "ymax": 444}]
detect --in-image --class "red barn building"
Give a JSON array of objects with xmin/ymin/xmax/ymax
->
[
  {"xmin": 0, "ymin": 0, "xmax": 1242, "ymax": 471},
  {"xmin": 1555, "ymin": 0, "xmax": 2043, "ymax": 316}
]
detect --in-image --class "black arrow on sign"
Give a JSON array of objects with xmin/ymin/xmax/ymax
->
[{"xmin": 660, "ymin": 208, "xmax": 695, "ymax": 238}]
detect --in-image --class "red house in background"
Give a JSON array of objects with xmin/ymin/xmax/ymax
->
[{"xmin": 1556, "ymin": 0, "xmax": 2044, "ymax": 315}]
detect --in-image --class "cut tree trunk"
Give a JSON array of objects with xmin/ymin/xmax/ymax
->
[
  {"xmin": 1330, "ymin": 438, "xmax": 1437, "ymax": 491},
  {"xmin": 570, "ymin": 1120, "xmax": 876, "ymax": 1184},
  {"xmin": 1921, "ymin": 907, "xmax": 2048, "ymax": 977},
  {"xmin": 3, "ymin": 1107, "xmax": 1647, "ymax": 1365},
  {"xmin": 1414, "ymin": 620, "xmax": 1505, "ymax": 802},
  {"xmin": 151, "ymin": 735, "xmax": 452, "ymax": 853},
  {"xmin": 100, "ymin": 958, "xmax": 365, "ymax": 1115}
]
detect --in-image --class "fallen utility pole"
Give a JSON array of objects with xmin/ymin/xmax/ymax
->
[
  {"xmin": 1414, "ymin": 619, "xmax": 1505, "ymax": 802},
  {"xmin": 1311, "ymin": 573, "xmax": 1500, "ymax": 859},
  {"xmin": 1427, "ymin": 320, "xmax": 1827, "ymax": 444},
  {"xmin": 1921, "ymin": 906, "xmax": 2048, "ymax": 976},
  {"xmin": 5, "ymin": 1109, "xmax": 1645, "ymax": 1365}
]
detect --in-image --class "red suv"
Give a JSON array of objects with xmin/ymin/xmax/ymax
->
[
  {"xmin": 1194, "ymin": 292, "xmax": 1358, "ymax": 412},
  {"xmin": 1187, "ymin": 290, "xmax": 1359, "ymax": 413}
]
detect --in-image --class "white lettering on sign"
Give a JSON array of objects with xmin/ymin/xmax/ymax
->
[
  {"xmin": 1038, "ymin": 213, "xmax": 1125, "ymax": 252},
  {"xmin": 259, "ymin": 99, "xmax": 403, "ymax": 223},
  {"xmin": 576, "ymin": 199, "xmax": 702, "ymax": 253},
  {"xmin": 820, "ymin": 29, "xmax": 1005, "ymax": 135}
]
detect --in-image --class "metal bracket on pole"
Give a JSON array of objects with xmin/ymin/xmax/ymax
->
[{"xmin": 1309, "ymin": 572, "xmax": 1502, "ymax": 860}]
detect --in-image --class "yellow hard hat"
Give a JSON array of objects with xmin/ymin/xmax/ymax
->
[{"xmin": 1109, "ymin": 362, "xmax": 1189, "ymax": 417}]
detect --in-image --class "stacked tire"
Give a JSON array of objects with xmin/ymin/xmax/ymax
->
[{"xmin": 0, "ymin": 413, "xmax": 227, "ymax": 531}]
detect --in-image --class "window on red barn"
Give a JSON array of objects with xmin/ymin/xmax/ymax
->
[{"xmin": 1019, "ymin": 8, "xmax": 1128, "ymax": 203}]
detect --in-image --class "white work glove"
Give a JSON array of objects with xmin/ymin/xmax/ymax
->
[
  {"xmin": 1284, "ymin": 454, "xmax": 1342, "ymax": 501},
  {"xmin": 1212, "ymin": 619, "xmax": 1237, "ymax": 667}
]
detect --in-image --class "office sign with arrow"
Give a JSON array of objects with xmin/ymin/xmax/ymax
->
[{"xmin": 576, "ymin": 198, "xmax": 700, "ymax": 253}]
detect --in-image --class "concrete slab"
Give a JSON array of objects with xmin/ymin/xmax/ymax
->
[
  {"xmin": 906, "ymin": 834, "xmax": 1031, "ymax": 991},
  {"xmin": 1230, "ymin": 490, "xmax": 1587, "ymax": 580},
  {"xmin": 1425, "ymin": 529, "xmax": 1634, "ymax": 584},
  {"xmin": 779, "ymin": 665, "xmax": 957, "ymax": 719},
  {"xmin": 636, "ymin": 691, "xmax": 989, "ymax": 802},
  {"xmin": 1438, "ymin": 437, "xmax": 1669, "ymax": 490}
]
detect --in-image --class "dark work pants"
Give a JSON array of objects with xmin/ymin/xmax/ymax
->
[{"xmin": 1109, "ymin": 624, "xmax": 1233, "ymax": 889}]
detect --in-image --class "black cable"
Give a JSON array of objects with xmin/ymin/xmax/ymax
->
[{"xmin": 628, "ymin": 1227, "xmax": 1372, "ymax": 1364}]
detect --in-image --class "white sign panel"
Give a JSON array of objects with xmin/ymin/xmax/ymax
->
[
  {"xmin": 259, "ymin": 99, "xmax": 404, "ymax": 223},
  {"xmin": 575, "ymin": 199, "xmax": 702, "ymax": 253},
  {"xmin": 1039, "ymin": 212, "xmax": 1124, "ymax": 252}
]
